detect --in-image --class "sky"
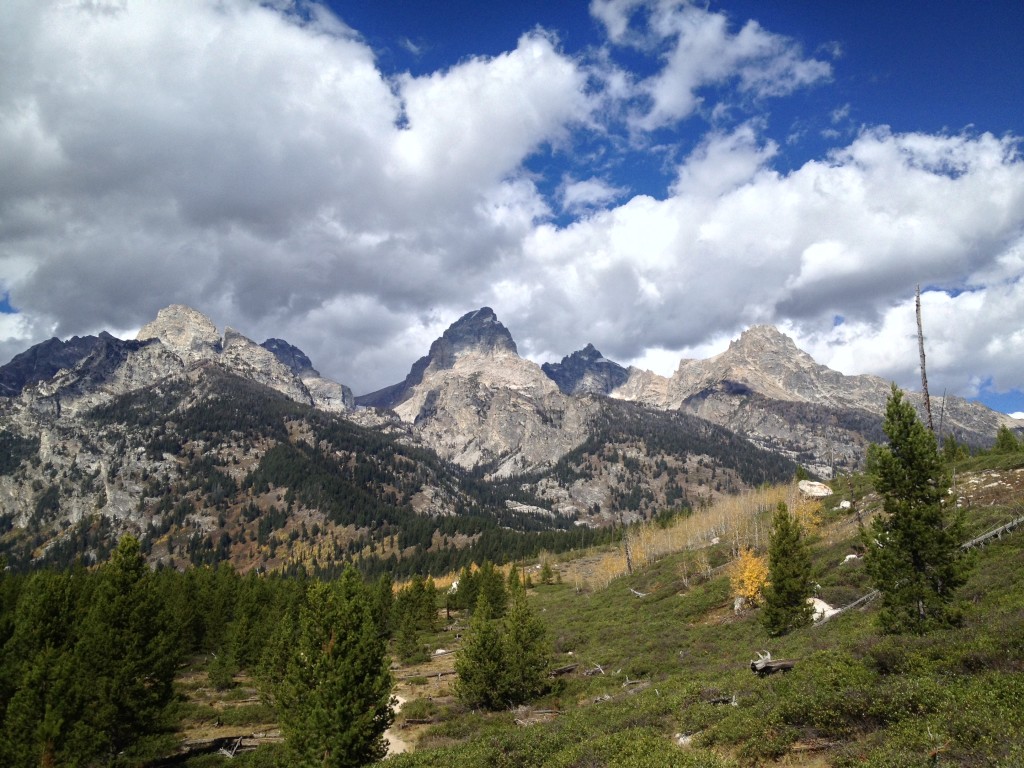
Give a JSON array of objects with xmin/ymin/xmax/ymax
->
[{"xmin": 1, "ymin": 0, "xmax": 1023, "ymax": 417}]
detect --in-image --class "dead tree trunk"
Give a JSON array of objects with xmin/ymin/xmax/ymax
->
[
  {"xmin": 621, "ymin": 514, "xmax": 633, "ymax": 575},
  {"xmin": 916, "ymin": 284, "xmax": 934, "ymax": 433}
]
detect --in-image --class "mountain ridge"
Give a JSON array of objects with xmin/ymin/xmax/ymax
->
[{"xmin": 0, "ymin": 304, "xmax": 810, "ymax": 572}]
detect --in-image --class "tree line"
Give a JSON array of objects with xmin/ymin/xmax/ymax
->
[{"xmin": 0, "ymin": 537, "xmax": 557, "ymax": 766}]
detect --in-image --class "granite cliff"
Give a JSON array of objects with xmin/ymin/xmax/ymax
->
[{"xmin": 605, "ymin": 325, "xmax": 1016, "ymax": 476}]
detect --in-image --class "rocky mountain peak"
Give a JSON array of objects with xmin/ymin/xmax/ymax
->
[
  {"xmin": 261, "ymin": 338, "xmax": 316, "ymax": 376},
  {"xmin": 429, "ymin": 307, "xmax": 517, "ymax": 364},
  {"xmin": 727, "ymin": 325, "xmax": 809, "ymax": 362},
  {"xmin": 542, "ymin": 344, "xmax": 629, "ymax": 396},
  {"xmin": 355, "ymin": 307, "xmax": 519, "ymax": 409},
  {"xmin": 670, "ymin": 324, "xmax": 839, "ymax": 404},
  {"xmin": 1, "ymin": 333, "xmax": 114, "ymax": 397},
  {"xmin": 136, "ymin": 304, "xmax": 221, "ymax": 364}
]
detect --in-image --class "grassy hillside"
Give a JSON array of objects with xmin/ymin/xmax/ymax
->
[
  {"xmin": 379, "ymin": 467, "xmax": 1023, "ymax": 767},
  {"xmin": 168, "ymin": 458, "xmax": 1024, "ymax": 767}
]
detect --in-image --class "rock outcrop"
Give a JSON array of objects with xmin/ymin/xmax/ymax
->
[
  {"xmin": 0, "ymin": 304, "xmax": 354, "ymax": 421},
  {"xmin": 355, "ymin": 307, "xmax": 517, "ymax": 410},
  {"xmin": 363, "ymin": 308, "xmax": 593, "ymax": 475},
  {"xmin": 135, "ymin": 305, "xmax": 351, "ymax": 412},
  {"xmin": 260, "ymin": 338, "xmax": 315, "ymax": 376},
  {"xmin": 0, "ymin": 333, "xmax": 116, "ymax": 397},
  {"xmin": 137, "ymin": 304, "xmax": 222, "ymax": 364},
  {"xmin": 610, "ymin": 324, "xmax": 1016, "ymax": 476},
  {"xmin": 542, "ymin": 344, "xmax": 630, "ymax": 396},
  {"xmin": 261, "ymin": 337, "xmax": 355, "ymax": 411}
]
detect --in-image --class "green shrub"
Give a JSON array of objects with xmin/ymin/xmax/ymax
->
[
  {"xmin": 548, "ymin": 727, "xmax": 734, "ymax": 767},
  {"xmin": 399, "ymin": 697, "xmax": 439, "ymax": 722},
  {"xmin": 218, "ymin": 702, "xmax": 277, "ymax": 727}
]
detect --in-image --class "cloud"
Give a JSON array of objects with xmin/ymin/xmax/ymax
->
[
  {"xmin": 559, "ymin": 176, "xmax": 628, "ymax": 214},
  {"xmin": 503, "ymin": 127, "xmax": 1024, "ymax": 402},
  {"xmin": 0, "ymin": 1, "xmax": 591, "ymax": 391},
  {"xmin": 1, "ymin": 0, "xmax": 1022, "ymax": 412},
  {"xmin": 591, "ymin": 0, "xmax": 831, "ymax": 131}
]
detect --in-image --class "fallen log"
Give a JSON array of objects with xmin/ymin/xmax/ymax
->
[
  {"xmin": 549, "ymin": 663, "xmax": 579, "ymax": 677},
  {"xmin": 749, "ymin": 650, "xmax": 796, "ymax": 677},
  {"xmin": 751, "ymin": 659, "xmax": 796, "ymax": 677}
]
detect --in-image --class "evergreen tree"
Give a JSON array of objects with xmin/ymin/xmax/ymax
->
[
  {"xmin": 499, "ymin": 582, "xmax": 549, "ymax": 705},
  {"xmin": 507, "ymin": 563, "xmax": 522, "ymax": 591},
  {"xmin": 69, "ymin": 537, "xmax": 178, "ymax": 761},
  {"xmin": 277, "ymin": 567, "xmax": 394, "ymax": 767},
  {"xmin": 454, "ymin": 584, "xmax": 549, "ymax": 711},
  {"xmin": 761, "ymin": 502, "xmax": 814, "ymax": 636},
  {"xmin": 993, "ymin": 425, "xmax": 1021, "ymax": 454},
  {"xmin": 454, "ymin": 592, "xmax": 506, "ymax": 710},
  {"xmin": 395, "ymin": 574, "xmax": 439, "ymax": 633},
  {"xmin": 539, "ymin": 560, "xmax": 554, "ymax": 585},
  {"xmin": 371, "ymin": 573, "xmax": 395, "ymax": 639},
  {"xmin": 256, "ymin": 589, "xmax": 303, "ymax": 705},
  {"xmin": 476, "ymin": 561, "xmax": 508, "ymax": 617},
  {"xmin": 0, "ymin": 570, "xmax": 80, "ymax": 767},
  {"xmin": 452, "ymin": 566, "xmax": 478, "ymax": 611},
  {"xmin": 395, "ymin": 609, "xmax": 429, "ymax": 664},
  {"xmin": 208, "ymin": 639, "xmax": 239, "ymax": 691},
  {"xmin": 865, "ymin": 385, "xmax": 967, "ymax": 634}
]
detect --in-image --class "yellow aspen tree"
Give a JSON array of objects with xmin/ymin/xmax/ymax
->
[{"xmin": 730, "ymin": 546, "xmax": 769, "ymax": 607}]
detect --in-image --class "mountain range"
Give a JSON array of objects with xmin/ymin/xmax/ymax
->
[{"xmin": 0, "ymin": 304, "xmax": 1017, "ymax": 573}]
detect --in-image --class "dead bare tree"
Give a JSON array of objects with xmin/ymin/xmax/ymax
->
[
  {"xmin": 916, "ymin": 284, "xmax": 935, "ymax": 433},
  {"xmin": 620, "ymin": 514, "xmax": 634, "ymax": 575}
]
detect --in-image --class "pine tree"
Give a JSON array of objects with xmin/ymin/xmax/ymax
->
[
  {"xmin": 453, "ymin": 592, "xmax": 506, "ymax": 710},
  {"xmin": 865, "ymin": 385, "xmax": 967, "ymax": 634},
  {"xmin": 761, "ymin": 502, "xmax": 814, "ymax": 636},
  {"xmin": 539, "ymin": 560, "xmax": 554, "ymax": 585},
  {"xmin": 500, "ymin": 581, "xmax": 549, "ymax": 705},
  {"xmin": 0, "ymin": 571, "xmax": 80, "ymax": 767},
  {"xmin": 395, "ymin": 609, "xmax": 428, "ymax": 664},
  {"xmin": 476, "ymin": 561, "xmax": 508, "ymax": 617},
  {"xmin": 277, "ymin": 568, "xmax": 394, "ymax": 767},
  {"xmin": 454, "ymin": 584, "xmax": 549, "ymax": 711},
  {"xmin": 993, "ymin": 425, "xmax": 1021, "ymax": 454},
  {"xmin": 68, "ymin": 535, "xmax": 179, "ymax": 762},
  {"xmin": 371, "ymin": 573, "xmax": 395, "ymax": 639}
]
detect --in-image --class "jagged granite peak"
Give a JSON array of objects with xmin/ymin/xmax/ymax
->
[
  {"xmin": 136, "ymin": 304, "xmax": 222, "ymax": 364},
  {"xmin": 353, "ymin": 307, "xmax": 586, "ymax": 473},
  {"xmin": 668, "ymin": 324, "xmax": 886, "ymax": 407},
  {"xmin": 608, "ymin": 323, "xmax": 1018, "ymax": 477},
  {"xmin": 0, "ymin": 332, "xmax": 124, "ymax": 397},
  {"xmin": 431, "ymin": 307, "xmax": 518, "ymax": 360},
  {"xmin": 390, "ymin": 347, "xmax": 591, "ymax": 475},
  {"xmin": 356, "ymin": 307, "xmax": 518, "ymax": 409},
  {"xmin": 261, "ymin": 337, "xmax": 317, "ymax": 376},
  {"xmin": 542, "ymin": 343, "xmax": 630, "ymax": 396},
  {"xmin": 20, "ymin": 335, "xmax": 182, "ymax": 419},
  {"xmin": 259, "ymin": 336, "xmax": 354, "ymax": 411}
]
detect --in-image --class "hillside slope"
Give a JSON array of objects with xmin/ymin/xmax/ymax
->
[{"xmin": 384, "ymin": 463, "xmax": 1024, "ymax": 767}]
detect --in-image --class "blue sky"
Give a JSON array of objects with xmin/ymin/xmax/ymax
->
[{"xmin": 1, "ymin": 0, "xmax": 1022, "ymax": 417}]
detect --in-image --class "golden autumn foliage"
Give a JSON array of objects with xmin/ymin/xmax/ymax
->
[
  {"xmin": 730, "ymin": 546, "xmax": 769, "ymax": 606},
  {"xmin": 789, "ymin": 496, "xmax": 822, "ymax": 532},
  {"xmin": 438, "ymin": 482, "xmax": 818, "ymax": 594}
]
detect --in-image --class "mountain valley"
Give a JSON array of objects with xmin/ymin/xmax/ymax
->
[{"xmin": 0, "ymin": 304, "xmax": 1018, "ymax": 574}]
